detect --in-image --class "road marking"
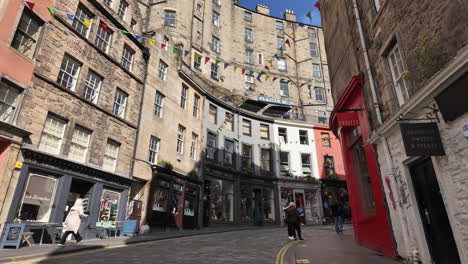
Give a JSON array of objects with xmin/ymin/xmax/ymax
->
[
  {"xmin": 296, "ymin": 259, "xmax": 310, "ymax": 263},
  {"xmin": 276, "ymin": 241, "xmax": 300, "ymax": 264}
]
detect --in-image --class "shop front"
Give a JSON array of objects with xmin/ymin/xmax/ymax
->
[
  {"xmin": 6, "ymin": 146, "xmax": 131, "ymax": 243},
  {"xmin": 147, "ymin": 165, "xmax": 201, "ymax": 230},
  {"xmin": 279, "ymin": 179, "xmax": 322, "ymax": 225},
  {"xmin": 238, "ymin": 181, "xmax": 277, "ymax": 226},
  {"xmin": 320, "ymin": 179, "xmax": 350, "ymax": 224}
]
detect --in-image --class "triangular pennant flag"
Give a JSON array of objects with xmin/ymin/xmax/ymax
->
[
  {"xmin": 272, "ymin": 76, "xmax": 278, "ymax": 82},
  {"xmin": 172, "ymin": 47, "xmax": 179, "ymax": 54},
  {"xmin": 249, "ymin": 70, "xmax": 254, "ymax": 76},
  {"xmin": 298, "ymin": 23, "xmax": 305, "ymax": 27},
  {"xmin": 249, "ymin": 87, "xmax": 255, "ymax": 91},
  {"xmin": 84, "ymin": 19, "xmax": 91, "ymax": 28},
  {"xmin": 48, "ymin": 8, "xmax": 56, "ymax": 16},
  {"xmin": 268, "ymin": 59, "xmax": 273, "ymax": 67},
  {"xmin": 300, "ymin": 83, "xmax": 307, "ymax": 87},
  {"xmin": 233, "ymin": 65, "xmax": 238, "ymax": 72},
  {"xmin": 161, "ymin": 43, "xmax": 167, "ymax": 49},
  {"xmin": 265, "ymin": 75, "xmax": 271, "ymax": 81},
  {"xmin": 135, "ymin": 34, "xmax": 141, "ymax": 40},
  {"xmin": 67, "ymin": 14, "xmax": 75, "ymax": 21},
  {"xmin": 194, "ymin": 53, "xmax": 201, "ymax": 61},
  {"xmin": 148, "ymin": 39, "xmax": 155, "ymax": 46},
  {"xmin": 294, "ymin": 81, "xmax": 299, "ymax": 87},
  {"xmin": 279, "ymin": 47, "xmax": 284, "ymax": 53},
  {"xmin": 306, "ymin": 12, "xmax": 312, "ymax": 22},
  {"xmin": 224, "ymin": 63, "xmax": 230, "ymax": 69},
  {"xmin": 241, "ymin": 68, "xmax": 246, "ymax": 75},
  {"xmin": 121, "ymin": 30, "xmax": 129, "ymax": 34},
  {"xmin": 260, "ymin": 71, "xmax": 266, "ymax": 75},
  {"xmin": 215, "ymin": 60, "xmax": 221, "ymax": 65},
  {"xmin": 204, "ymin": 57, "xmax": 210, "ymax": 64},
  {"xmin": 292, "ymin": 31, "xmax": 296, "ymax": 39},
  {"xmin": 280, "ymin": 78, "xmax": 285, "ymax": 83},
  {"xmin": 256, "ymin": 74, "xmax": 262, "ymax": 82},
  {"xmin": 101, "ymin": 23, "xmax": 108, "ymax": 30},
  {"xmin": 285, "ymin": 39, "xmax": 291, "ymax": 47},
  {"xmin": 264, "ymin": 66, "xmax": 270, "ymax": 71},
  {"xmin": 184, "ymin": 50, "xmax": 190, "ymax": 57},
  {"xmin": 274, "ymin": 54, "xmax": 280, "ymax": 60},
  {"xmin": 314, "ymin": 1, "xmax": 321, "ymax": 11},
  {"xmin": 252, "ymin": 83, "xmax": 257, "ymax": 87},
  {"xmin": 25, "ymin": 1, "xmax": 35, "ymax": 10}
]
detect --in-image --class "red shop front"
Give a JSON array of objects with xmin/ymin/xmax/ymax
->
[{"xmin": 330, "ymin": 76, "xmax": 396, "ymax": 258}]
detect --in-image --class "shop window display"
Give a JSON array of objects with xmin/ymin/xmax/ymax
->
[
  {"xmin": 240, "ymin": 184, "xmax": 252, "ymax": 220},
  {"xmin": 184, "ymin": 186, "xmax": 197, "ymax": 216},
  {"xmin": 152, "ymin": 189, "xmax": 169, "ymax": 212},
  {"xmin": 262, "ymin": 189, "xmax": 275, "ymax": 221},
  {"xmin": 18, "ymin": 174, "xmax": 57, "ymax": 222},
  {"xmin": 209, "ymin": 180, "xmax": 233, "ymax": 221},
  {"xmin": 305, "ymin": 190, "xmax": 321, "ymax": 224},
  {"xmin": 98, "ymin": 190, "xmax": 120, "ymax": 226}
]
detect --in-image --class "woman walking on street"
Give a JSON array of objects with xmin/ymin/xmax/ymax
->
[
  {"xmin": 331, "ymin": 198, "xmax": 344, "ymax": 234},
  {"xmin": 58, "ymin": 198, "xmax": 88, "ymax": 246},
  {"xmin": 283, "ymin": 202, "xmax": 304, "ymax": 240}
]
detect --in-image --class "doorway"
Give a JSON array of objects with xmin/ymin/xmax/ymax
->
[
  {"xmin": 409, "ymin": 158, "xmax": 460, "ymax": 264},
  {"xmin": 294, "ymin": 192, "xmax": 305, "ymax": 224}
]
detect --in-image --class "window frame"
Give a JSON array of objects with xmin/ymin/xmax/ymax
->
[
  {"xmin": 280, "ymin": 82, "xmax": 289, "ymax": 97},
  {"xmin": 83, "ymin": 70, "xmax": 102, "ymax": 104},
  {"xmin": 260, "ymin": 124, "xmax": 269, "ymax": 140},
  {"xmin": 301, "ymin": 153, "xmax": 312, "ymax": 175},
  {"xmin": 312, "ymin": 64, "xmax": 321, "ymax": 78},
  {"xmin": 57, "ymin": 55, "xmax": 82, "ymax": 91},
  {"xmin": 154, "ymin": 91, "xmax": 164, "ymax": 117},
  {"xmin": 279, "ymin": 151, "xmax": 290, "ymax": 175},
  {"xmin": 278, "ymin": 127, "xmax": 287, "ymax": 143},
  {"xmin": 225, "ymin": 112, "xmax": 234, "ymax": 131},
  {"xmin": 11, "ymin": 9, "xmax": 44, "ymax": 59},
  {"xmin": 260, "ymin": 148, "xmax": 271, "ymax": 172},
  {"xmin": 193, "ymin": 94, "xmax": 200, "ymax": 118},
  {"xmin": 112, "ymin": 88, "xmax": 128, "ymax": 118},
  {"xmin": 209, "ymin": 104, "xmax": 217, "ymax": 124},
  {"xmin": 276, "ymin": 36, "xmax": 285, "ymax": 50},
  {"xmin": 212, "ymin": 11, "xmax": 220, "ymax": 27},
  {"xmin": 387, "ymin": 44, "xmax": 409, "ymax": 106},
  {"xmin": 38, "ymin": 114, "xmax": 67, "ymax": 155},
  {"xmin": 95, "ymin": 22, "xmax": 113, "ymax": 53},
  {"xmin": 308, "ymin": 27, "xmax": 316, "ymax": 38},
  {"xmin": 244, "ymin": 75, "xmax": 254, "ymax": 90},
  {"xmin": 103, "ymin": 139, "xmax": 120, "ymax": 172},
  {"xmin": 210, "ymin": 63, "xmax": 219, "ymax": 80},
  {"xmin": 245, "ymin": 49, "xmax": 254, "ymax": 64},
  {"xmin": 121, "ymin": 45, "xmax": 134, "ymax": 71},
  {"xmin": 176, "ymin": 125, "xmax": 186, "ymax": 155},
  {"xmin": 241, "ymin": 143, "xmax": 253, "ymax": 168},
  {"xmin": 148, "ymin": 136, "xmax": 160, "ymax": 164},
  {"xmin": 211, "ymin": 36, "xmax": 220, "ymax": 53},
  {"xmin": 244, "ymin": 11, "xmax": 252, "ymax": 22},
  {"xmin": 299, "ymin": 130, "xmax": 309, "ymax": 145},
  {"xmin": 278, "ymin": 58, "xmax": 287, "ymax": 72},
  {"xmin": 0, "ymin": 80, "xmax": 21, "ymax": 123},
  {"xmin": 72, "ymin": 5, "xmax": 93, "ymax": 38},
  {"xmin": 245, "ymin": 28, "xmax": 253, "ymax": 43},
  {"xmin": 223, "ymin": 138, "xmax": 234, "ymax": 166},
  {"xmin": 242, "ymin": 119, "xmax": 251, "ymax": 136},
  {"xmin": 275, "ymin": 20, "xmax": 284, "ymax": 30},
  {"xmin": 190, "ymin": 133, "xmax": 198, "ymax": 160},
  {"xmin": 314, "ymin": 86, "xmax": 325, "ymax": 102},
  {"xmin": 321, "ymin": 133, "xmax": 331, "ymax": 147},
  {"xmin": 180, "ymin": 85, "xmax": 188, "ymax": 109},
  {"xmin": 68, "ymin": 125, "xmax": 92, "ymax": 163},
  {"xmin": 164, "ymin": 10, "xmax": 176, "ymax": 27},
  {"xmin": 158, "ymin": 60, "xmax": 168, "ymax": 80},
  {"xmin": 118, "ymin": 0, "xmax": 128, "ymax": 20},
  {"xmin": 310, "ymin": 43, "xmax": 318, "ymax": 57}
]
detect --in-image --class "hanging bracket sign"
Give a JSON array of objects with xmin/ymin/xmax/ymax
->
[{"xmin": 400, "ymin": 123, "xmax": 445, "ymax": 156}]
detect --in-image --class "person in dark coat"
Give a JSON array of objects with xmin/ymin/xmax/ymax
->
[
  {"xmin": 331, "ymin": 198, "xmax": 344, "ymax": 234},
  {"xmin": 283, "ymin": 202, "xmax": 303, "ymax": 240}
]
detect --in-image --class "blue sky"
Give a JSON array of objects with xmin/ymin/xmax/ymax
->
[{"xmin": 239, "ymin": 0, "xmax": 321, "ymax": 26}]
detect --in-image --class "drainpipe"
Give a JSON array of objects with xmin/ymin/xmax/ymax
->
[{"xmin": 352, "ymin": 0, "xmax": 411, "ymax": 257}]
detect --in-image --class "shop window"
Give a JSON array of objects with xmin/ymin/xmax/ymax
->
[
  {"xmin": 176, "ymin": 125, "xmax": 185, "ymax": 155},
  {"xmin": 260, "ymin": 124, "xmax": 269, "ymax": 140},
  {"xmin": 164, "ymin": 10, "xmax": 176, "ymax": 27},
  {"xmin": 225, "ymin": 112, "xmax": 234, "ymax": 131},
  {"xmin": 72, "ymin": 5, "xmax": 92, "ymax": 37},
  {"xmin": 103, "ymin": 140, "xmax": 120, "ymax": 172},
  {"xmin": 223, "ymin": 139, "xmax": 234, "ymax": 166},
  {"xmin": 0, "ymin": 80, "xmax": 21, "ymax": 123},
  {"xmin": 240, "ymin": 184, "xmax": 252, "ymax": 220},
  {"xmin": 38, "ymin": 114, "xmax": 67, "ymax": 155},
  {"xmin": 241, "ymin": 143, "xmax": 252, "ymax": 169},
  {"xmin": 301, "ymin": 153, "xmax": 312, "ymax": 175},
  {"xmin": 260, "ymin": 149, "xmax": 270, "ymax": 172},
  {"xmin": 184, "ymin": 186, "xmax": 197, "ymax": 217},
  {"xmin": 321, "ymin": 133, "xmax": 331, "ymax": 147},
  {"xmin": 305, "ymin": 190, "xmax": 321, "ymax": 224},
  {"xmin": 152, "ymin": 181, "xmax": 170, "ymax": 212},
  {"xmin": 278, "ymin": 127, "xmax": 287, "ymax": 143},
  {"xmin": 11, "ymin": 9, "xmax": 43, "ymax": 59},
  {"xmin": 98, "ymin": 190, "xmax": 120, "ymax": 224},
  {"xmin": 280, "ymin": 188, "xmax": 294, "ymax": 208},
  {"xmin": 18, "ymin": 174, "xmax": 57, "ymax": 222},
  {"xmin": 299, "ymin": 130, "xmax": 309, "ymax": 145},
  {"xmin": 350, "ymin": 142, "xmax": 376, "ymax": 216},
  {"xmin": 95, "ymin": 22, "xmax": 113, "ymax": 53},
  {"xmin": 262, "ymin": 189, "xmax": 275, "ymax": 221},
  {"xmin": 242, "ymin": 119, "xmax": 251, "ymax": 136},
  {"xmin": 68, "ymin": 126, "xmax": 91, "ymax": 163},
  {"xmin": 324, "ymin": 155, "xmax": 336, "ymax": 179},
  {"xmin": 58, "ymin": 55, "xmax": 81, "ymax": 91},
  {"xmin": 83, "ymin": 70, "xmax": 102, "ymax": 104},
  {"xmin": 209, "ymin": 180, "xmax": 233, "ymax": 221},
  {"xmin": 206, "ymin": 131, "xmax": 217, "ymax": 161},
  {"xmin": 280, "ymin": 151, "xmax": 289, "ymax": 175},
  {"xmin": 209, "ymin": 104, "xmax": 217, "ymax": 124},
  {"xmin": 171, "ymin": 184, "xmax": 183, "ymax": 215}
]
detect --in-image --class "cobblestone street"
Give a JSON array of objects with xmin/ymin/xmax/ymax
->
[{"xmin": 12, "ymin": 226, "xmax": 400, "ymax": 264}]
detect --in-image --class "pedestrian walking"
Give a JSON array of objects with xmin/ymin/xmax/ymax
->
[
  {"xmin": 331, "ymin": 198, "xmax": 344, "ymax": 234},
  {"xmin": 58, "ymin": 198, "xmax": 88, "ymax": 246},
  {"xmin": 283, "ymin": 202, "xmax": 304, "ymax": 240}
]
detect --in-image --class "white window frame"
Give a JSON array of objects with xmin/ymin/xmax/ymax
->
[
  {"xmin": 276, "ymin": 36, "xmax": 285, "ymax": 49},
  {"xmin": 103, "ymin": 140, "xmax": 120, "ymax": 172},
  {"xmin": 212, "ymin": 11, "xmax": 220, "ymax": 27},
  {"xmin": 209, "ymin": 104, "xmax": 217, "ymax": 124},
  {"xmin": 180, "ymin": 85, "xmax": 188, "ymax": 109},
  {"xmin": 11, "ymin": 9, "xmax": 43, "ymax": 59},
  {"xmin": 310, "ymin": 43, "xmax": 318, "ymax": 57},
  {"xmin": 0, "ymin": 81, "xmax": 21, "ymax": 123},
  {"xmin": 278, "ymin": 58, "xmax": 286, "ymax": 72},
  {"xmin": 312, "ymin": 64, "xmax": 321, "ymax": 78},
  {"xmin": 95, "ymin": 23, "xmax": 113, "ymax": 53},
  {"xmin": 118, "ymin": 0, "xmax": 128, "ymax": 20},
  {"xmin": 69, "ymin": 126, "xmax": 91, "ymax": 163},
  {"xmin": 176, "ymin": 125, "xmax": 185, "ymax": 154},
  {"xmin": 387, "ymin": 44, "xmax": 409, "ymax": 106},
  {"xmin": 58, "ymin": 55, "xmax": 81, "ymax": 91},
  {"xmin": 276, "ymin": 21, "xmax": 284, "ymax": 30},
  {"xmin": 244, "ymin": 11, "xmax": 252, "ymax": 22},
  {"xmin": 245, "ymin": 49, "xmax": 253, "ymax": 64},
  {"xmin": 315, "ymin": 87, "xmax": 325, "ymax": 102},
  {"xmin": 72, "ymin": 5, "xmax": 92, "ymax": 37},
  {"xmin": 190, "ymin": 133, "xmax": 198, "ymax": 160},
  {"xmin": 210, "ymin": 63, "xmax": 219, "ymax": 80},
  {"xmin": 83, "ymin": 70, "xmax": 102, "ymax": 104},
  {"xmin": 245, "ymin": 28, "xmax": 253, "ymax": 43},
  {"xmin": 245, "ymin": 75, "xmax": 254, "ymax": 89},
  {"xmin": 121, "ymin": 45, "xmax": 134, "ymax": 71},
  {"xmin": 112, "ymin": 88, "xmax": 128, "ymax": 118},
  {"xmin": 301, "ymin": 153, "xmax": 312, "ymax": 174},
  {"xmin": 164, "ymin": 10, "xmax": 176, "ymax": 27},
  {"xmin": 154, "ymin": 91, "xmax": 164, "ymax": 117},
  {"xmin": 158, "ymin": 60, "xmax": 168, "ymax": 80},
  {"xmin": 280, "ymin": 151, "xmax": 289, "ymax": 174},
  {"xmin": 39, "ymin": 115, "xmax": 67, "ymax": 155},
  {"xmin": 280, "ymin": 82, "xmax": 289, "ymax": 97},
  {"xmin": 278, "ymin": 127, "xmax": 287, "ymax": 143},
  {"xmin": 211, "ymin": 36, "xmax": 220, "ymax": 52},
  {"xmin": 299, "ymin": 130, "xmax": 309, "ymax": 145},
  {"xmin": 193, "ymin": 94, "xmax": 200, "ymax": 118},
  {"xmin": 148, "ymin": 136, "xmax": 160, "ymax": 164},
  {"xmin": 308, "ymin": 27, "xmax": 316, "ymax": 38}
]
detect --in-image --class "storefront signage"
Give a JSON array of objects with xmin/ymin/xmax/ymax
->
[
  {"xmin": 336, "ymin": 112, "xmax": 359, "ymax": 127},
  {"xmin": 462, "ymin": 124, "xmax": 468, "ymax": 138},
  {"xmin": 400, "ymin": 123, "xmax": 445, "ymax": 156},
  {"xmin": 0, "ymin": 223, "xmax": 25, "ymax": 249},
  {"xmin": 258, "ymin": 96, "xmax": 295, "ymax": 106},
  {"xmin": 14, "ymin": 162, "xmax": 22, "ymax": 169}
]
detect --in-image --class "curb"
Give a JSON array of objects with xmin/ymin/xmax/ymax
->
[{"xmin": 0, "ymin": 226, "xmax": 282, "ymax": 263}]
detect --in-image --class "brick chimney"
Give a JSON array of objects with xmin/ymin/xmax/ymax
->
[
  {"xmin": 256, "ymin": 4, "xmax": 270, "ymax": 15},
  {"xmin": 284, "ymin": 9, "xmax": 296, "ymax": 21}
]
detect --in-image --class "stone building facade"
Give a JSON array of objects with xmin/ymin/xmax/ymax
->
[
  {"xmin": 321, "ymin": 0, "xmax": 468, "ymax": 262},
  {"xmin": 0, "ymin": 0, "xmax": 146, "ymax": 240}
]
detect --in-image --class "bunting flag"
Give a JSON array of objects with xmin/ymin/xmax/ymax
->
[
  {"xmin": 294, "ymin": 81, "xmax": 299, "ymax": 87},
  {"xmin": 66, "ymin": 14, "xmax": 74, "ymax": 21},
  {"xmin": 184, "ymin": 50, "xmax": 190, "ymax": 57},
  {"xmin": 172, "ymin": 47, "xmax": 178, "ymax": 54},
  {"xmin": 264, "ymin": 66, "xmax": 270, "ymax": 71},
  {"xmin": 252, "ymin": 83, "xmax": 257, "ymax": 88},
  {"xmin": 134, "ymin": 34, "xmax": 141, "ymax": 40},
  {"xmin": 265, "ymin": 75, "xmax": 271, "ymax": 81},
  {"xmin": 268, "ymin": 59, "xmax": 273, "ymax": 66},
  {"xmin": 256, "ymin": 74, "xmax": 262, "ymax": 82},
  {"xmin": 204, "ymin": 57, "xmax": 210, "ymax": 64},
  {"xmin": 101, "ymin": 23, "xmax": 108, "ymax": 30},
  {"xmin": 48, "ymin": 7, "xmax": 55, "ymax": 16},
  {"xmin": 148, "ymin": 39, "xmax": 155, "ymax": 46},
  {"xmin": 161, "ymin": 43, "xmax": 166, "ymax": 49},
  {"xmin": 292, "ymin": 31, "xmax": 296, "ymax": 40},
  {"xmin": 25, "ymin": 1, "xmax": 35, "ymax": 10},
  {"xmin": 279, "ymin": 47, "xmax": 284, "ymax": 54},
  {"xmin": 121, "ymin": 30, "xmax": 129, "ymax": 34},
  {"xmin": 215, "ymin": 60, "xmax": 221, "ymax": 65},
  {"xmin": 194, "ymin": 53, "xmax": 201, "ymax": 61},
  {"xmin": 280, "ymin": 78, "xmax": 285, "ymax": 83},
  {"xmin": 249, "ymin": 70, "xmax": 254, "ymax": 76},
  {"xmin": 233, "ymin": 65, "xmax": 238, "ymax": 72},
  {"xmin": 273, "ymin": 54, "xmax": 280, "ymax": 60},
  {"xmin": 300, "ymin": 83, "xmax": 307, "ymax": 87},
  {"xmin": 241, "ymin": 68, "xmax": 246, "ymax": 75},
  {"xmin": 224, "ymin": 63, "xmax": 230, "ymax": 69},
  {"xmin": 298, "ymin": 22, "xmax": 305, "ymax": 27},
  {"xmin": 84, "ymin": 19, "xmax": 91, "ymax": 28},
  {"xmin": 314, "ymin": 1, "xmax": 321, "ymax": 11},
  {"xmin": 272, "ymin": 76, "xmax": 278, "ymax": 82},
  {"xmin": 285, "ymin": 39, "xmax": 291, "ymax": 47},
  {"xmin": 306, "ymin": 12, "xmax": 312, "ymax": 22},
  {"xmin": 249, "ymin": 87, "xmax": 255, "ymax": 91}
]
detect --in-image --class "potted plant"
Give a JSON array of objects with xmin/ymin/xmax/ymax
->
[{"xmin": 157, "ymin": 160, "xmax": 173, "ymax": 171}]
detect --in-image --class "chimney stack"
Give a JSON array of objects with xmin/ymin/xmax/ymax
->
[
  {"xmin": 256, "ymin": 4, "xmax": 270, "ymax": 15},
  {"xmin": 284, "ymin": 9, "xmax": 296, "ymax": 22}
]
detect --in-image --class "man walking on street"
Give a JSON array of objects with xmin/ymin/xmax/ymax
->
[
  {"xmin": 283, "ymin": 202, "xmax": 304, "ymax": 240},
  {"xmin": 331, "ymin": 198, "xmax": 344, "ymax": 234}
]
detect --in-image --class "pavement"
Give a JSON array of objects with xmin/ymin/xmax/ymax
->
[{"xmin": 0, "ymin": 225, "xmax": 401, "ymax": 264}]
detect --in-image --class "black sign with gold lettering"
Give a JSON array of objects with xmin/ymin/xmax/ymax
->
[{"xmin": 400, "ymin": 123, "xmax": 445, "ymax": 156}]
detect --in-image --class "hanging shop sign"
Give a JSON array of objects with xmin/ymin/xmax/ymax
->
[
  {"xmin": 336, "ymin": 112, "xmax": 359, "ymax": 127},
  {"xmin": 400, "ymin": 123, "xmax": 445, "ymax": 156},
  {"xmin": 257, "ymin": 96, "xmax": 295, "ymax": 106}
]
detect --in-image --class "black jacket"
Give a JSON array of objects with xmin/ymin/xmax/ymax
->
[{"xmin": 284, "ymin": 206, "xmax": 300, "ymax": 224}]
